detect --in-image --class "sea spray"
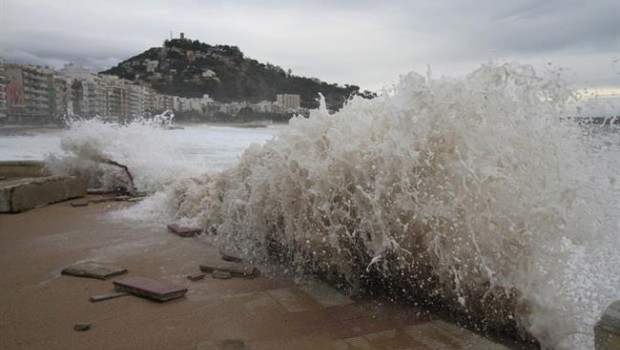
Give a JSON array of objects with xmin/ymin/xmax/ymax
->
[
  {"xmin": 159, "ymin": 63, "xmax": 618, "ymax": 349},
  {"xmin": 45, "ymin": 115, "xmax": 212, "ymax": 192},
  {"xmin": 46, "ymin": 63, "xmax": 619, "ymax": 349}
]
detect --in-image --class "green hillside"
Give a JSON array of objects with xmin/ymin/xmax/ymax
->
[{"xmin": 101, "ymin": 38, "xmax": 375, "ymax": 110}]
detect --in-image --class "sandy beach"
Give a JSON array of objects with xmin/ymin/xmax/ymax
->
[{"xmin": 0, "ymin": 199, "xmax": 536, "ymax": 350}]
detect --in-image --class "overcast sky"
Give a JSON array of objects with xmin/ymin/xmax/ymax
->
[{"xmin": 1, "ymin": 0, "xmax": 618, "ymax": 94}]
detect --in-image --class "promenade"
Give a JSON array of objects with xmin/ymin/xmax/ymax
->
[{"xmin": 0, "ymin": 199, "xmax": 535, "ymax": 350}]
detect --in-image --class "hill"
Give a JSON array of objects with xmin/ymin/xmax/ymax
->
[{"xmin": 101, "ymin": 37, "xmax": 376, "ymax": 110}]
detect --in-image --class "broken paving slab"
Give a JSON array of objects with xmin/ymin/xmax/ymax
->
[
  {"xmin": 199, "ymin": 259, "xmax": 259, "ymax": 279},
  {"xmin": 90, "ymin": 292, "xmax": 129, "ymax": 303},
  {"xmin": 61, "ymin": 261, "xmax": 128, "ymax": 280},
  {"xmin": 167, "ymin": 224, "xmax": 203, "ymax": 238},
  {"xmin": 113, "ymin": 277, "xmax": 188, "ymax": 302},
  {"xmin": 187, "ymin": 272, "xmax": 206, "ymax": 281}
]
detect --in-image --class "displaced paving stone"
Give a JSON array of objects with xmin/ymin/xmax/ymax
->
[
  {"xmin": 167, "ymin": 224, "xmax": 203, "ymax": 238},
  {"xmin": 596, "ymin": 300, "xmax": 620, "ymax": 350},
  {"xmin": 61, "ymin": 261, "xmax": 128, "ymax": 280},
  {"xmin": 89, "ymin": 292, "xmax": 129, "ymax": 303},
  {"xmin": 220, "ymin": 248, "xmax": 243, "ymax": 262},
  {"xmin": 199, "ymin": 259, "xmax": 259, "ymax": 279},
  {"xmin": 70, "ymin": 200, "xmax": 89, "ymax": 207},
  {"xmin": 113, "ymin": 277, "xmax": 188, "ymax": 302},
  {"xmin": 73, "ymin": 323, "xmax": 91, "ymax": 332},
  {"xmin": 211, "ymin": 270, "xmax": 232, "ymax": 280},
  {"xmin": 187, "ymin": 272, "xmax": 206, "ymax": 281},
  {"xmin": 220, "ymin": 250, "xmax": 244, "ymax": 263}
]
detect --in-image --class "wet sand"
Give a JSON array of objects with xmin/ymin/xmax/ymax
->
[{"xmin": 0, "ymin": 200, "xmax": 536, "ymax": 350}]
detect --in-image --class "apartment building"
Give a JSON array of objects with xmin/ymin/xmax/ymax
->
[
  {"xmin": 276, "ymin": 94, "xmax": 301, "ymax": 110},
  {"xmin": 0, "ymin": 60, "xmax": 6, "ymax": 118}
]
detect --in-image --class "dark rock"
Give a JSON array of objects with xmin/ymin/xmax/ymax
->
[
  {"xmin": 74, "ymin": 323, "xmax": 91, "ymax": 331},
  {"xmin": 61, "ymin": 261, "xmax": 128, "ymax": 280},
  {"xmin": 113, "ymin": 277, "xmax": 188, "ymax": 302}
]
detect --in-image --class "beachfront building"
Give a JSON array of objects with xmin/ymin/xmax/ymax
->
[
  {"xmin": 0, "ymin": 59, "xmax": 6, "ymax": 118},
  {"xmin": 3, "ymin": 64, "xmax": 57, "ymax": 121},
  {"xmin": 276, "ymin": 94, "xmax": 301, "ymax": 111}
]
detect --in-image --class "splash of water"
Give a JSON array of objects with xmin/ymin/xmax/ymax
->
[
  {"xmin": 46, "ymin": 63, "xmax": 619, "ymax": 349},
  {"xmin": 159, "ymin": 63, "xmax": 618, "ymax": 349},
  {"xmin": 45, "ymin": 114, "xmax": 202, "ymax": 192}
]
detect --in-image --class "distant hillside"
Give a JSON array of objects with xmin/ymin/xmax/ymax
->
[{"xmin": 101, "ymin": 38, "xmax": 376, "ymax": 110}]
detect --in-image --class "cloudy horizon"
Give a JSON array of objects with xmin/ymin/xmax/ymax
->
[{"xmin": 1, "ymin": 0, "xmax": 618, "ymax": 95}]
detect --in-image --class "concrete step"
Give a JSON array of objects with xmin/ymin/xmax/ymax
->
[{"xmin": 0, "ymin": 175, "xmax": 87, "ymax": 213}]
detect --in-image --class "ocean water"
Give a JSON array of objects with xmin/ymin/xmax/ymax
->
[{"xmin": 2, "ymin": 63, "xmax": 619, "ymax": 349}]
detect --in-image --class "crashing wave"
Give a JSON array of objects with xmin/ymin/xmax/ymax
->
[{"xmin": 162, "ymin": 63, "xmax": 618, "ymax": 349}]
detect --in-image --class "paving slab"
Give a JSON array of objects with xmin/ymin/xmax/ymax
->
[
  {"xmin": 200, "ymin": 259, "xmax": 259, "ymax": 278},
  {"xmin": 113, "ymin": 276, "xmax": 188, "ymax": 302},
  {"xmin": 61, "ymin": 261, "xmax": 127, "ymax": 280}
]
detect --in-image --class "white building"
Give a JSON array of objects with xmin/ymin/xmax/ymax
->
[{"xmin": 276, "ymin": 94, "xmax": 301, "ymax": 110}]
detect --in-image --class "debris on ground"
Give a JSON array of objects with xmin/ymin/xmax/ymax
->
[
  {"xmin": 219, "ymin": 250, "xmax": 244, "ymax": 263},
  {"xmin": 89, "ymin": 292, "xmax": 129, "ymax": 303},
  {"xmin": 73, "ymin": 323, "xmax": 91, "ymax": 332},
  {"xmin": 61, "ymin": 261, "xmax": 128, "ymax": 280},
  {"xmin": 167, "ymin": 224, "xmax": 202, "ymax": 237},
  {"xmin": 199, "ymin": 259, "xmax": 259, "ymax": 279},
  {"xmin": 187, "ymin": 272, "xmax": 206, "ymax": 281},
  {"xmin": 113, "ymin": 277, "xmax": 188, "ymax": 302}
]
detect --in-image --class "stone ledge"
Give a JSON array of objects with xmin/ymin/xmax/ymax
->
[
  {"xmin": 0, "ymin": 160, "xmax": 50, "ymax": 179},
  {"xmin": 0, "ymin": 175, "xmax": 87, "ymax": 213}
]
